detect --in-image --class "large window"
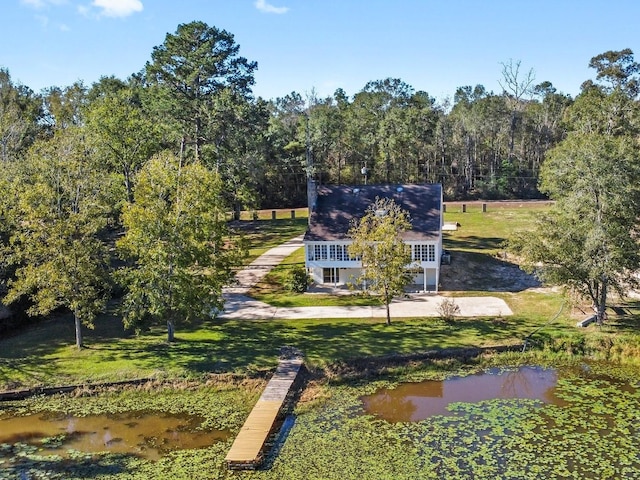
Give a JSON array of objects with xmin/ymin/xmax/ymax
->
[
  {"xmin": 312, "ymin": 244, "xmax": 328, "ymax": 261},
  {"xmin": 311, "ymin": 243, "xmax": 437, "ymax": 263},
  {"xmin": 308, "ymin": 244, "xmax": 355, "ymax": 262},
  {"xmin": 413, "ymin": 244, "xmax": 435, "ymax": 262}
]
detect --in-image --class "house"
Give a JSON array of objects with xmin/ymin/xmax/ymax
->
[{"xmin": 303, "ymin": 182, "xmax": 443, "ymax": 292}]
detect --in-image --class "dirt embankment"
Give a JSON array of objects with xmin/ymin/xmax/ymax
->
[{"xmin": 440, "ymin": 250, "xmax": 540, "ymax": 292}]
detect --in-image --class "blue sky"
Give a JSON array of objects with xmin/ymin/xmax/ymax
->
[{"xmin": 2, "ymin": 0, "xmax": 639, "ymax": 102}]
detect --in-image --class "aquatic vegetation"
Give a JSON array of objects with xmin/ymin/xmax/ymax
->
[
  {"xmin": 1, "ymin": 360, "xmax": 639, "ymax": 479},
  {"xmin": 262, "ymin": 364, "xmax": 640, "ymax": 479}
]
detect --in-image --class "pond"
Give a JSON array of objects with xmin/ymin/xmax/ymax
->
[
  {"xmin": 2, "ymin": 363, "xmax": 640, "ymax": 479},
  {"xmin": 338, "ymin": 364, "xmax": 640, "ymax": 479},
  {"xmin": 0, "ymin": 411, "xmax": 230, "ymax": 462},
  {"xmin": 361, "ymin": 365, "xmax": 568, "ymax": 421}
]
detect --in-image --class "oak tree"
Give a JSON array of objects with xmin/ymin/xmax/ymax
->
[
  {"xmin": 1, "ymin": 129, "xmax": 111, "ymax": 349},
  {"xmin": 117, "ymin": 152, "xmax": 245, "ymax": 342},
  {"xmin": 512, "ymin": 77, "xmax": 640, "ymax": 324},
  {"xmin": 348, "ymin": 197, "xmax": 413, "ymax": 325}
]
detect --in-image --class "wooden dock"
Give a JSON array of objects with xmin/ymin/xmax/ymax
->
[{"xmin": 225, "ymin": 358, "xmax": 303, "ymax": 469}]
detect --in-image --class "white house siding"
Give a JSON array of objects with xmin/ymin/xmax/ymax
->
[
  {"xmin": 305, "ymin": 242, "xmax": 360, "ymax": 286},
  {"xmin": 410, "ymin": 268, "xmax": 438, "ymax": 292},
  {"xmin": 305, "ymin": 240, "xmax": 441, "ymax": 292}
]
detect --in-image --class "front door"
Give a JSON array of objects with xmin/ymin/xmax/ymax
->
[{"xmin": 323, "ymin": 268, "xmax": 338, "ymax": 284}]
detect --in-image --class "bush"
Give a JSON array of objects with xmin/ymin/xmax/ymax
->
[
  {"xmin": 437, "ymin": 297, "xmax": 460, "ymax": 321},
  {"xmin": 283, "ymin": 265, "xmax": 310, "ymax": 293}
]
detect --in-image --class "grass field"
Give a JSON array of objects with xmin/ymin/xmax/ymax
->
[{"xmin": 1, "ymin": 201, "xmax": 638, "ymax": 391}]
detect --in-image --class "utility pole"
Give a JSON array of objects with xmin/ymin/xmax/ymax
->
[
  {"xmin": 361, "ymin": 165, "xmax": 369, "ymax": 185},
  {"xmin": 305, "ymin": 113, "xmax": 317, "ymax": 224}
]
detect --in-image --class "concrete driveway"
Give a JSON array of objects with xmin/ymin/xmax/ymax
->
[{"xmin": 220, "ymin": 235, "xmax": 513, "ymax": 320}]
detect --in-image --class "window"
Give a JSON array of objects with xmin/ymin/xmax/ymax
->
[
  {"xmin": 413, "ymin": 244, "xmax": 436, "ymax": 262},
  {"xmin": 347, "ymin": 245, "xmax": 360, "ymax": 261},
  {"xmin": 309, "ymin": 244, "xmax": 357, "ymax": 262},
  {"xmin": 313, "ymin": 244, "xmax": 328, "ymax": 260}
]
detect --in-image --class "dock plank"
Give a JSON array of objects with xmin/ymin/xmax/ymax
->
[{"xmin": 225, "ymin": 358, "xmax": 303, "ymax": 469}]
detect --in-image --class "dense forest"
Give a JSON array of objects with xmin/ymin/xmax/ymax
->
[
  {"xmin": 1, "ymin": 23, "xmax": 636, "ymax": 207},
  {"xmin": 4, "ymin": 20, "xmax": 616, "ymax": 209},
  {"xmin": 1, "ymin": 20, "xmax": 639, "ymax": 340}
]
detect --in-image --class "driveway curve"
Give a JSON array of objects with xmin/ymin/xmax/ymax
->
[{"xmin": 220, "ymin": 235, "xmax": 513, "ymax": 320}]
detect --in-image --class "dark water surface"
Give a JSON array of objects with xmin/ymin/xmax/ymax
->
[
  {"xmin": 361, "ymin": 366, "xmax": 567, "ymax": 422},
  {"xmin": 0, "ymin": 411, "xmax": 230, "ymax": 460}
]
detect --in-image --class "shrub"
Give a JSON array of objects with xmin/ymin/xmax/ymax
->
[
  {"xmin": 437, "ymin": 297, "xmax": 460, "ymax": 321},
  {"xmin": 284, "ymin": 265, "xmax": 310, "ymax": 293}
]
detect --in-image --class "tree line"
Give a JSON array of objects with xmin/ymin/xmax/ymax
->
[
  {"xmin": 0, "ymin": 20, "xmax": 638, "ymax": 343},
  {"xmin": 2, "ymin": 21, "xmax": 584, "ymax": 211},
  {"xmin": 0, "ymin": 24, "xmax": 630, "ymax": 208}
]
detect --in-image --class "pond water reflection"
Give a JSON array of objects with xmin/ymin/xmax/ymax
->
[
  {"xmin": 361, "ymin": 366, "xmax": 567, "ymax": 422},
  {"xmin": 0, "ymin": 411, "xmax": 230, "ymax": 461}
]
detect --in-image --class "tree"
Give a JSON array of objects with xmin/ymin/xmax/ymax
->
[
  {"xmin": 117, "ymin": 152, "xmax": 245, "ymax": 342},
  {"xmin": 201, "ymin": 89, "xmax": 269, "ymax": 214},
  {"xmin": 263, "ymin": 91, "xmax": 309, "ymax": 207},
  {"xmin": 588, "ymin": 48, "xmax": 639, "ymax": 95},
  {"xmin": 499, "ymin": 59, "xmax": 536, "ymax": 165},
  {"xmin": 514, "ymin": 51, "xmax": 640, "ymax": 324},
  {"xmin": 511, "ymin": 133, "xmax": 640, "ymax": 324},
  {"xmin": 0, "ymin": 68, "xmax": 43, "ymax": 162},
  {"xmin": 85, "ymin": 87, "xmax": 161, "ymax": 203},
  {"xmin": 144, "ymin": 21, "xmax": 257, "ymax": 163},
  {"xmin": 41, "ymin": 82, "xmax": 88, "ymax": 132},
  {"xmin": 0, "ymin": 129, "xmax": 111, "ymax": 349},
  {"xmin": 348, "ymin": 197, "xmax": 413, "ymax": 325}
]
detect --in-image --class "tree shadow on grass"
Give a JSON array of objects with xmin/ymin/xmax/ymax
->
[
  {"xmin": 164, "ymin": 316, "xmax": 531, "ymax": 376},
  {"xmin": 230, "ymin": 218, "xmax": 307, "ymax": 247},
  {"xmin": 152, "ymin": 320, "xmax": 296, "ymax": 374},
  {"xmin": 0, "ymin": 304, "xmax": 139, "ymax": 389},
  {"xmin": 602, "ymin": 301, "xmax": 640, "ymax": 331},
  {"xmin": 444, "ymin": 235, "xmax": 505, "ymax": 252},
  {"xmin": 440, "ymin": 249, "xmax": 540, "ymax": 293}
]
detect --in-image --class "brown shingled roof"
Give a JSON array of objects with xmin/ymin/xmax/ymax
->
[{"xmin": 304, "ymin": 184, "xmax": 442, "ymax": 242}]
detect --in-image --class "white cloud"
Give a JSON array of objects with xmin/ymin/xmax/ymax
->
[
  {"xmin": 91, "ymin": 0, "xmax": 143, "ymax": 17},
  {"xmin": 34, "ymin": 12, "xmax": 69, "ymax": 30},
  {"xmin": 35, "ymin": 13, "xmax": 49, "ymax": 26},
  {"xmin": 21, "ymin": 0, "xmax": 46, "ymax": 7},
  {"xmin": 21, "ymin": 0, "xmax": 67, "ymax": 8},
  {"xmin": 255, "ymin": 0, "xmax": 289, "ymax": 14}
]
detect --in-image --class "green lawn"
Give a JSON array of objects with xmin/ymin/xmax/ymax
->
[
  {"xmin": 0, "ymin": 279, "xmax": 578, "ymax": 391},
  {"xmin": 2, "ymin": 201, "xmax": 638, "ymax": 391},
  {"xmin": 235, "ymin": 217, "xmax": 308, "ymax": 263},
  {"xmin": 443, "ymin": 201, "xmax": 551, "ymax": 254}
]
